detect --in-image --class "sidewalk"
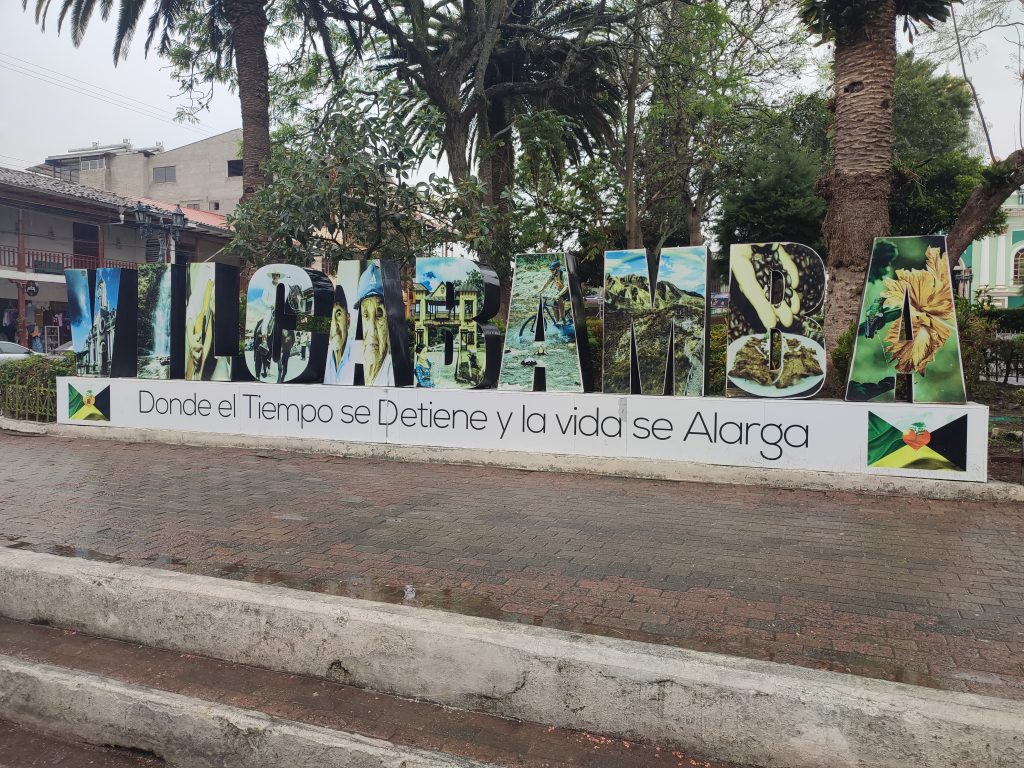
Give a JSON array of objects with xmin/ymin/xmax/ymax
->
[
  {"xmin": 0, "ymin": 617, "xmax": 737, "ymax": 768},
  {"xmin": 1, "ymin": 430, "xmax": 1022, "ymax": 701},
  {"xmin": 0, "ymin": 720, "xmax": 164, "ymax": 767}
]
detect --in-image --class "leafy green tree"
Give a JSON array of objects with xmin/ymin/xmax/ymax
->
[
  {"xmin": 889, "ymin": 53, "xmax": 1005, "ymax": 237},
  {"xmin": 316, "ymin": 0, "xmax": 634, "ymax": 284},
  {"xmin": 714, "ymin": 122, "xmax": 827, "ymax": 261},
  {"xmin": 628, "ymin": 0, "xmax": 805, "ymax": 251},
  {"xmin": 227, "ymin": 77, "xmax": 491, "ymax": 270},
  {"xmin": 511, "ymin": 111, "xmax": 624, "ymax": 263}
]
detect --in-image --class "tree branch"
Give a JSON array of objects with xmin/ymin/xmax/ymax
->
[{"xmin": 948, "ymin": 149, "xmax": 1024, "ymax": 262}]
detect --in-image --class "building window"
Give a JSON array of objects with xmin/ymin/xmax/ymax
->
[
  {"xmin": 145, "ymin": 238, "xmax": 164, "ymax": 263},
  {"xmin": 153, "ymin": 166, "xmax": 176, "ymax": 183},
  {"xmin": 210, "ymin": 201, "xmax": 220, "ymax": 211},
  {"xmin": 73, "ymin": 223, "xmax": 99, "ymax": 266},
  {"xmin": 80, "ymin": 158, "xmax": 105, "ymax": 171},
  {"xmin": 184, "ymin": 201, "xmax": 201, "ymax": 210},
  {"xmin": 1014, "ymin": 247, "xmax": 1024, "ymax": 285},
  {"xmin": 227, "ymin": 159, "xmax": 243, "ymax": 177}
]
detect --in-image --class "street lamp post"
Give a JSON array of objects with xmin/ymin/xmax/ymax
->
[{"xmin": 133, "ymin": 202, "xmax": 186, "ymax": 263}]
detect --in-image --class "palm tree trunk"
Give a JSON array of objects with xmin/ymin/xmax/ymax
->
[
  {"xmin": 442, "ymin": 115, "xmax": 472, "ymax": 184},
  {"xmin": 820, "ymin": 0, "xmax": 897, "ymax": 380},
  {"xmin": 480, "ymin": 97, "xmax": 515, "ymax": 316},
  {"xmin": 623, "ymin": 38, "xmax": 643, "ymax": 250},
  {"xmin": 223, "ymin": 0, "xmax": 271, "ymax": 200},
  {"xmin": 687, "ymin": 200, "xmax": 705, "ymax": 247}
]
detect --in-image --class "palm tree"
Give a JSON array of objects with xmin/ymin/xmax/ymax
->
[
  {"xmin": 798, "ymin": 0, "xmax": 956, "ymax": 364},
  {"xmin": 473, "ymin": 0, "xmax": 621, "ymax": 214},
  {"xmin": 24, "ymin": 0, "xmax": 272, "ymax": 199},
  {"xmin": 321, "ymin": 0, "xmax": 626, "ymax": 281}
]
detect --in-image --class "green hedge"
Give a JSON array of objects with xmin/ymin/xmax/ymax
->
[
  {"xmin": 983, "ymin": 308, "xmax": 1024, "ymax": 334},
  {"xmin": 0, "ymin": 353, "xmax": 76, "ymax": 422}
]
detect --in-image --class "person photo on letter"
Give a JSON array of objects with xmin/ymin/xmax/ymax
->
[
  {"xmin": 355, "ymin": 263, "xmax": 394, "ymax": 386},
  {"xmin": 538, "ymin": 260, "xmax": 569, "ymax": 325},
  {"xmin": 324, "ymin": 291, "xmax": 353, "ymax": 385},
  {"xmin": 277, "ymin": 330, "xmax": 295, "ymax": 383},
  {"xmin": 414, "ymin": 342, "xmax": 434, "ymax": 388}
]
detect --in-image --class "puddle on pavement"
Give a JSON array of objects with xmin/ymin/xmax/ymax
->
[
  {"xmin": 4, "ymin": 541, "xmax": 122, "ymax": 563},
  {"xmin": 206, "ymin": 562, "xmax": 505, "ymax": 620},
  {"xmin": 0, "ymin": 540, "xmax": 955, "ymax": 695}
]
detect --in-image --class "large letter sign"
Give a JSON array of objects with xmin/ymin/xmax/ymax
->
[
  {"xmin": 57, "ymin": 237, "xmax": 988, "ymax": 483},
  {"xmin": 244, "ymin": 264, "xmax": 333, "ymax": 383},
  {"xmin": 603, "ymin": 246, "xmax": 707, "ymax": 396},
  {"xmin": 136, "ymin": 264, "xmax": 185, "ymax": 379},
  {"xmin": 499, "ymin": 253, "xmax": 585, "ymax": 392},
  {"xmin": 846, "ymin": 236, "xmax": 966, "ymax": 404},
  {"xmin": 726, "ymin": 242, "xmax": 827, "ymax": 399},
  {"xmin": 184, "ymin": 263, "xmax": 240, "ymax": 381},
  {"xmin": 412, "ymin": 257, "xmax": 501, "ymax": 389},
  {"xmin": 322, "ymin": 260, "xmax": 412, "ymax": 387},
  {"xmin": 65, "ymin": 267, "xmax": 138, "ymax": 378}
]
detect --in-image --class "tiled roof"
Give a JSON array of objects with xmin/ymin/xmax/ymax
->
[
  {"xmin": 0, "ymin": 166, "xmax": 133, "ymax": 209},
  {"xmin": 0, "ymin": 167, "xmax": 231, "ymax": 235},
  {"xmin": 140, "ymin": 197, "xmax": 232, "ymax": 234}
]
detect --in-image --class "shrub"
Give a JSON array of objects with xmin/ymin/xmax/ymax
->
[
  {"xmin": 984, "ymin": 307, "xmax": 1024, "ymax": 334},
  {"xmin": 956, "ymin": 298, "xmax": 997, "ymax": 399},
  {"xmin": 0, "ymin": 353, "xmax": 77, "ymax": 421},
  {"xmin": 585, "ymin": 315, "xmax": 603, "ymax": 390},
  {"xmin": 706, "ymin": 321, "xmax": 727, "ymax": 396}
]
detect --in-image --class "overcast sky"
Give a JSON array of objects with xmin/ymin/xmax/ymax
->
[{"xmin": 0, "ymin": 2, "xmax": 1021, "ymax": 172}]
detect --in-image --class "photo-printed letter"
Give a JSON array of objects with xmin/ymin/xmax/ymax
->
[
  {"xmin": 411, "ymin": 256, "xmax": 501, "ymax": 389},
  {"xmin": 65, "ymin": 267, "xmax": 137, "ymax": 378},
  {"xmin": 603, "ymin": 247, "xmax": 707, "ymax": 396},
  {"xmin": 725, "ymin": 242, "xmax": 827, "ymax": 399},
  {"xmin": 846, "ymin": 236, "xmax": 966, "ymax": 404},
  {"xmin": 498, "ymin": 253, "xmax": 585, "ymax": 392}
]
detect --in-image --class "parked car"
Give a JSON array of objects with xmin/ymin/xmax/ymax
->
[{"xmin": 0, "ymin": 341, "xmax": 35, "ymax": 364}]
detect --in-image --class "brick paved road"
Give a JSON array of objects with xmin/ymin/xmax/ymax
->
[
  {"xmin": 0, "ymin": 721, "xmax": 164, "ymax": 767},
  {"xmin": 1, "ymin": 430, "xmax": 1022, "ymax": 700},
  {"xmin": 0, "ymin": 618, "xmax": 739, "ymax": 768}
]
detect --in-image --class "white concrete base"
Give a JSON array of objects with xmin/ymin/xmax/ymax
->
[
  {"xmin": 0, "ymin": 655, "xmax": 491, "ymax": 768},
  {"xmin": 3, "ymin": 416, "xmax": 1021, "ymax": 503},
  {"xmin": 1, "ymin": 549, "xmax": 1022, "ymax": 768}
]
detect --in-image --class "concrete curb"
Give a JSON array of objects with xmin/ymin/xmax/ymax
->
[
  {"xmin": 3, "ymin": 416, "xmax": 1022, "ymax": 503},
  {"xmin": 0, "ymin": 655, "xmax": 491, "ymax": 768},
  {"xmin": 1, "ymin": 549, "xmax": 1022, "ymax": 768}
]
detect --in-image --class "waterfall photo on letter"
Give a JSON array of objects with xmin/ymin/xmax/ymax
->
[{"xmin": 137, "ymin": 264, "xmax": 172, "ymax": 378}]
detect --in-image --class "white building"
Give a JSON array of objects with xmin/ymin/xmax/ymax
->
[{"xmin": 33, "ymin": 129, "xmax": 244, "ymax": 216}]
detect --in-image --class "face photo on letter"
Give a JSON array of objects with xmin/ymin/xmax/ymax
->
[
  {"xmin": 726, "ymin": 242, "xmax": 827, "ymax": 398},
  {"xmin": 323, "ymin": 261, "xmax": 360, "ymax": 385},
  {"xmin": 357, "ymin": 262, "xmax": 393, "ymax": 386}
]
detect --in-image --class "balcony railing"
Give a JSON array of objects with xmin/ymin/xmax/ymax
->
[{"xmin": 0, "ymin": 245, "xmax": 139, "ymax": 273}]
